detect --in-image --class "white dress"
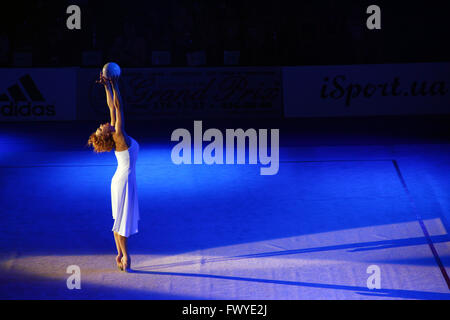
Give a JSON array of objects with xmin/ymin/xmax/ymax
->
[{"xmin": 111, "ymin": 136, "xmax": 139, "ymax": 237}]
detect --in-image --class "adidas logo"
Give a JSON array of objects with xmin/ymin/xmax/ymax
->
[{"xmin": 0, "ymin": 74, "xmax": 56, "ymax": 117}]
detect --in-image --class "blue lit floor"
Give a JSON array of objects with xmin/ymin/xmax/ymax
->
[{"xmin": 0, "ymin": 119, "xmax": 449, "ymax": 299}]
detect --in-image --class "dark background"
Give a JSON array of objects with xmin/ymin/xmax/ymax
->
[{"xmin": 1, "ymin": 0, "xmax": 449, "ymax": 68}]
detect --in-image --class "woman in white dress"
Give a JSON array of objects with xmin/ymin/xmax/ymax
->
[{"xmin": 87, "ymin": 72, "xmax": 139, "ymax": 272}]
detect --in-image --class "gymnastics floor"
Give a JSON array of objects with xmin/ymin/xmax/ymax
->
[{"xmin": 0, "ymin": 117, "xmax": 449, "ymax": 299}]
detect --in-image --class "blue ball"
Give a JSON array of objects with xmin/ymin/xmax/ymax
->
[{"xmin": 102, "ymin": 62, "xmax": 121, "ymax": 79}]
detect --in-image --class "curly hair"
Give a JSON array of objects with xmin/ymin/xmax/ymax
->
[{"xmin": 87, "ymin": 132, "xmax": 115, "ymax": 153}]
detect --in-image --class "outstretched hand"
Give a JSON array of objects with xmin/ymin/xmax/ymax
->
[{"xmin": 95, "ymin": 71, "xmax": 110, "ymax": 87}]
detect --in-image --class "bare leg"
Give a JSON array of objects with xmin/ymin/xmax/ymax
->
[
  {"xmin": 118, "ymin": 234, "xmax": 131, "ymax": 272},
  {"xmin": 113, "ymin": 232, "xmax": 123, "ymax": 270}
]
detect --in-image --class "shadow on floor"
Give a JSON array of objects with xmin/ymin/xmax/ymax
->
[
  {"xmin": 135, "ymin": 234, "xmax": 450, "ymax": 271},
  {"xmin": 128, "ymin": 269, "xmax": 450, "ymax": 300}
]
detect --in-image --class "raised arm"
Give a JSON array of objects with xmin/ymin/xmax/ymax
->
[
  {"xmin": 110, "ymin": 76, "xmax": 124, "ymax": 135},
  {"xmin": 106, "ymin": 86, "xmax": 116, "ymax": 127},
  {"xmin": 96, "ymin": 71, "xmax": 116, "ymax": 126}
]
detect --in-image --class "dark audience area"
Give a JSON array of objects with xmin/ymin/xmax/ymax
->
[{"xmin": 0, "ymin": 0, "xmax": 449, "ymax": 68}]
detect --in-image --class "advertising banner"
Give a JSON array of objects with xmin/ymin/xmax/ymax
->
[
  {"xmin": 77, "ymin": 67, "xmax": 282, "ymax": 120},
  {"xmin": 283, "ymin": 63, "xmax": 450, "ymax": 117},
  {"xmin": 0, "ymin": 68, "xmax": 77, "ymax": 121}
]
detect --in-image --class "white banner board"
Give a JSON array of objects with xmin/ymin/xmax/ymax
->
[
  {"xmin": 77, "ymin": 67, "xmax": 282, "ymax": 120},
  {"xmin": 0, "ymin": 68, "xmax": 77, "ymax": 121},
  {"xmin": 283, "ymin": 63, "xmax": 450, "ymax": 117}
]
